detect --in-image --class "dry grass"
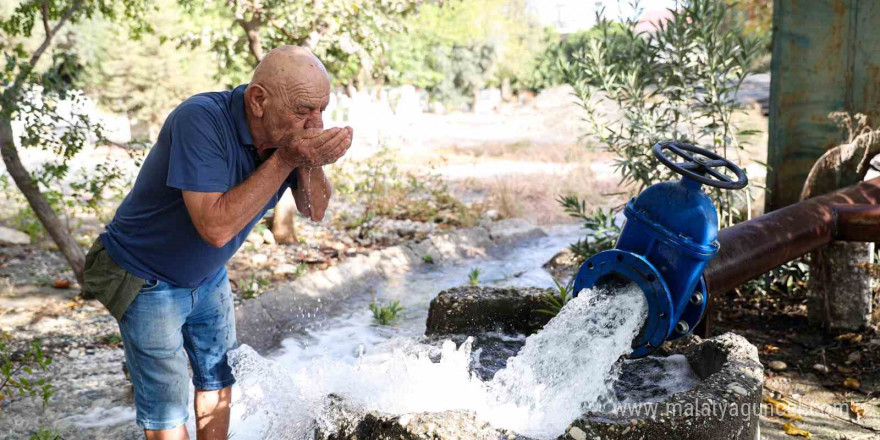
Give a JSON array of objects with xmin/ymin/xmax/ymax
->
[
  {"xmin": 457, "ymin": 163, "xmax": 627, "ymax": 225},
  {"xmin": 435, "ymin": 140, "xmax": 591, "ymax": 164}
]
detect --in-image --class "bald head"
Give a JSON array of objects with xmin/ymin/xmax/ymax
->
[
  {"xmin": 252, "ymin": 45, "xmax": 329, "ymax": 88},
  {"xmin": 244, "ymin": 45, "xmax": 332, "ymax": 152}
]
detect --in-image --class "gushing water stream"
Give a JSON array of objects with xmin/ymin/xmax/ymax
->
[{"xmin": 228, "ymin": 285, "xmax": 648, "ymax": 439}]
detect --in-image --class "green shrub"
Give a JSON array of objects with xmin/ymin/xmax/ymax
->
[
  {"xmin": 558, "ymin": 195, "xmax": 621, "ymax": 261},
  {"xmin": 423, "ymin": 254, "xmax": 435, "ymax": 264},
  {"xmin": 564, "ymin": 0, "xmax": 764, "ymax": 228},
  {"xmin": 370, "ymin": 300, "xmax": 403, "ymax": 326},
  {"xmin": 0, "ymin": 334, "xmax": 54, "ymax": 409}
]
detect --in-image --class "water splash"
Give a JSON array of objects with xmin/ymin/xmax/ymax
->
[{"xmin": 228, "ymin": 284, "xmax": 656, "ymax": 439}]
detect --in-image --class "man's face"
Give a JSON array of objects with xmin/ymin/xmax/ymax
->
[{"xmin": 264, "ymin": 74, "xmax": 331, "ymax": 148}]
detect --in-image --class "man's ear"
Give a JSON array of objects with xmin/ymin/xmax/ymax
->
[{"xmin": 245, "ymin": 85, "xmax": 268, "ymax": 118}]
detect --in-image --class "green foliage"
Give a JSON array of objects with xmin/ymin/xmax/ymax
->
[
  {"xmin": 429, "ymin": 43, "xmax": 496, "ymax": 109},
  {"xmin": 467, "ymin": 267, "xmax": 480, "ymax": 286},
  {"xmin": 0, "ymin": 334, "xmax": 54, "ymax": 409},
  {"xmin": 558, "ymin": 195, "xmax": 621, "ymax": 261},
  {"xmin": 28, "ymin": 428, "xmax": 61, "ymax": 440},
  {"xmin": 422, "ymin": 254, "xmax": 434, "ymax": 264},
  {"xmin": 238, "ymin": 273, "xmax": 270, "ymax": 299},
  {"xmin": 77, "ymin": 0, "xmax": 221, "ymax": 138},
  {"xmin": 0, "ymin": 0, "xmax": 154, "ymax": 259},
  {"xmin": 330, "ymin": 147, "xmax": 480, "ymax": 239},
  {"xmin": 369, "ymin": 300, "xmax": 402, "ymax": 326},
  {"xmin": 536, "ymin": 278, "xmax": 574, "ymax": 318},
  {"xmin": 386, "ymin": 0, "xmax": 548, "ymax": 105},
  {"xmin": 177, "ymin": 0, "xmax": 420, "ymax": 88},
  {"xmin": 564, "ymin": 0, "xmax": 765, "ymax": 228},
  {"xmin": 738, "ymin": 258, "xmax": 809, "ymax": 298},
  {"xmin": 519, "ymin": 23, "xmax": 629, "ymax": 92}
]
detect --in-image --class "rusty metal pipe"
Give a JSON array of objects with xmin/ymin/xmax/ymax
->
[
  {"xmin": 834, "ymin": 204, "xmax": 880, "ymax": 241},
  {"xmin": 704, "ymin": 177, "xmax": 880, "ymax": 297}
]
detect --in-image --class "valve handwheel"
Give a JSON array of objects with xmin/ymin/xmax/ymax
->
[{"xmin": 653, "ymin": 141, "xmax": 748, "ymax": 190}]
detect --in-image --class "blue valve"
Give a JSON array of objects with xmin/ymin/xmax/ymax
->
[{"xmin": 572, "ymin": 141, "xmax": 747, "ymax": 358}]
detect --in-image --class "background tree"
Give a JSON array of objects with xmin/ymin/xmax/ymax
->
[
  {"xmin": 0, "ymin": 0, "xmax": 153, "ymax": 286},
  {"xmin": 179, "ymin": 0, "xmax": 422, "ymax": 90},
  {"xmin": 77, "ymin": 0, "xmax": 221, "ymax": 140},
  {"xmin": 385, "ymin": 0, "xmax": 548, "ymax": 108}
]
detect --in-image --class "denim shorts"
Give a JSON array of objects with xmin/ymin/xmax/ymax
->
[{"xmin": 118, "ymin": 267, "xmax": 237, "ymax": 430}]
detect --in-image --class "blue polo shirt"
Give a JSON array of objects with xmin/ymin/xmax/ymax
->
[{"xmin": 100, "ymin": 84, "xmax": 296, "ymax": 288}]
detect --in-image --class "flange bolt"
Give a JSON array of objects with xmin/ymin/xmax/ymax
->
[
  {"xmin": 675, "ymin": 320, "xmax": 690, "ymax": 334},
  {"xmin": 690, "ymin": 292, "xmax": 704, "ymax": 305}
]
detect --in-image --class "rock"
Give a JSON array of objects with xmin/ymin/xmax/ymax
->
[
  {"xmin": 569, "ymin": 426, "xmax": 587, "ymax": 440},
  {"xmin": 246, "ymin": 231, "xmax": 264, "ymax": 246},
  {"xmin": 68, "ymin": 349, "xmax": 82, "ymax": 358},
  {"xmin": 273, "ymin": 263, "xmax": 298, "ymax": 275},
  {"xmin": 0, "ymin": 226, "xmax": 30, "ymax": 246},
  {"xmin": 568, "ymin": 333, "xmax": 763, "ymax": 440},
  {"xmin": 813, "ymin": 363, "xmax": 829, "ymax": 374},
  {"xmin": 425, "ymin": 286, "xmax": 554, "ymax": 336},
  {"xmin": 845, "ymin": 352, "xmax": 862, "ymax": 364},
  {"xmin": 251, "ymin": 254, "xmax": 268, "ymax": 264},
  {"xmin": 484, "ymin": 209, "xmax": 501, "ymax": 221},
  {"xmin": 315, "ymin": 395, "xmax": 522, "ymax": 440},
  {"xmin": 543, "ymin": 248, "xmax": 579, "ymax": 271},
  {"xmin": 768, "ymin": 360, "xmax": 787, "ymax": 371},
  {"xmin": 487, "ymin": 218, "xmax": 546, "ymax": 244},
  {"xmin": 543, "ymin": 248, "xmax": 581, "ymax": 281},
  {"xmin": 261, "ymin": 229, "xmax": 276, "ymax": 245},
  {"xmin": 727, "ymin": 383, "xmax": 749, "ymax": 396},
  {"xmin": 344, "ymin": 248, "xmax": 357, "ymax": 256}
]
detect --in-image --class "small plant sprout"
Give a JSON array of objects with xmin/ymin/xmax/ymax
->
[
  {"xmin": 537, "ymin": 278, "xmax": 575, "ymax": 318},
  {"xmin": 468, "ymin": 268, "xmax": 481, "ymax": 286},
  {"xmin": 239, "ymin": 273, "xmax": 270, "ymax": 299},
  {"xmin": 370, "ymin": 300, "xmax": 403, "ymax": 326},
  {"xmin": 423, "ymin": 254, "xmax": 434, "ymax": 264},
  {"xmin": 28, "ymin": 428, "xmax": 61, "ymax": 440}
]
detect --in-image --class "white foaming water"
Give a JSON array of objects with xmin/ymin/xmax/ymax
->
[{"xmin": 228, "ymin": 284, "xmax": 648, "ymax": 440}]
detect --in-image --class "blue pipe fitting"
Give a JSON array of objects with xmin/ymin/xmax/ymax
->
[{"xmin": 573, "ymin": 142, "xmax": 747, "ymax": 358}]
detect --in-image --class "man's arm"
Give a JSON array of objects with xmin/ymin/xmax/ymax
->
[
  {"xmin": 292, "ymin": 166, "xmax": 333, "ymax": 221},
  {"xmin": 183, "ymin": 127, "xmax": 349, "ymax": 248},
  {"xmin": 183, "ymin": 153, "xmax": 293, "ymax": 247}
]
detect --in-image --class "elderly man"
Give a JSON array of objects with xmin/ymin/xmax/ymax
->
[{"xmin": 82, "ymin": 46, "xmax": 352, "ymax": 439}]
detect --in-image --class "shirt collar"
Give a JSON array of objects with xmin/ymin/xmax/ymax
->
[{"xmin": 231, "ymin": 84, "xmax": 254, "ymax": 147}]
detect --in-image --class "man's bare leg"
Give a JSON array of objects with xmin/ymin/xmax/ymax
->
[
  {"xmin": 144, "ymin": 426, "xmax": 188, "ymax": 440},
  {"xmin": 194, "ymin": 386, "xmax": 232, "ymax": 440}
]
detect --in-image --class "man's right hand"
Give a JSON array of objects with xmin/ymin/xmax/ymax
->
[{"xmin": 277, "ymin": 126, "xmax": 353, "ymax": 168}]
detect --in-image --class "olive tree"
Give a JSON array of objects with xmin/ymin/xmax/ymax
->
[{"xmin": 0, "ymin": 0, "xmax": 153, "ymax": 285}]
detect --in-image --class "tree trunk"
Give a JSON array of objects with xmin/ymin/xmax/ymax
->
[
  {"xmin": 0, "ymin": 117, "xmax": 86, "ymax": 286},
  {"xmin": 271, "ymin": 188, "xmax": 298, "ymax": 243},
  {"xmin": 237, "ymin": 18, "xmax": 265, "ymax": 63}
]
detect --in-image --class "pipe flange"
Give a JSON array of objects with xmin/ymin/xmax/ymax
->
[
  {"xmin": 573, "ymin": 249, "xmax": 673, "ymax": 358},
  {"xmin": 667, "ymin": 276, "xmax": 708, "ymax": 341}
]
